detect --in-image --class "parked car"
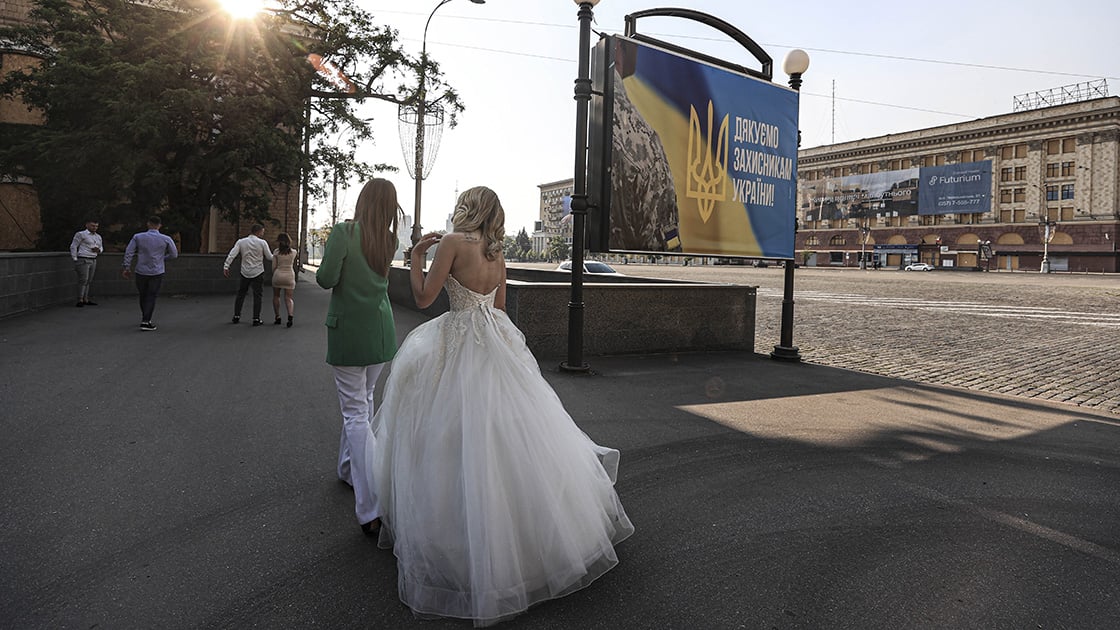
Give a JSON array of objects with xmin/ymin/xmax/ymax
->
[
  {"xmin": 555, "ymin": 260, "xmax": 624, "ymax": 275},
  {"xmin": 904, "ymin": 262, "xmax": 935, "ymax": 271}
]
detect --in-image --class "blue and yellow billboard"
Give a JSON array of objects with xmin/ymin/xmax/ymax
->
[{"xmin": 588, "ymin": 36, "xmax": 800, "ymax": 259}]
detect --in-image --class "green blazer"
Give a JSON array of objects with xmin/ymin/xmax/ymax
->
[{"xmin": 315, "ymin": 222, "xmax": 397, "ymax": 366}]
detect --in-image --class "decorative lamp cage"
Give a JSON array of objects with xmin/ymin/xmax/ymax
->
[{"xmin": 398, "ymin": 102, "xmax": 446, "ymax": 180}]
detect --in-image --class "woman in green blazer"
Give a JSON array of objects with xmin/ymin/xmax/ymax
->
[{"xmin": 315, "ymin": 178, "xmax": 402, "ymax": 536}]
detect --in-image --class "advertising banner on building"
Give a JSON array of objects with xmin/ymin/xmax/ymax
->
[
  {"xmin": 798, "ymin": 161, "xmax": 992, "ymax": 224},
  {"xmin": 917, "ymin": 161, "xmax": 992, "ymax": 215},
  {"xmin": 588, "ymin": 36, "xmax": 800, "ymax": 258}
]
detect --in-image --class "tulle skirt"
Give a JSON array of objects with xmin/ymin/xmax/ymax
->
[{"xmin": 367, "ymin": 306, "xmax": 634, "ymax": 626}]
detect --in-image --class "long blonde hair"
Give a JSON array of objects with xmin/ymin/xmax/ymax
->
[
  {"xmin": 451, "ymin": 186, "xmax": 504, "ymax": 261},
  {"xmin": 352, "ymin": 178, "xmax": 401, "ymax": 276}
]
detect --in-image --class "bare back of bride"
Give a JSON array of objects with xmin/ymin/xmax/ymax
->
[{"xmin": 366, "ymin": 186, "xmax": 634, "ymax": 627}]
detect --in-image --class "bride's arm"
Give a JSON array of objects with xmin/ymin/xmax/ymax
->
[
  {"xmin": 494, "ymin": 256, "xmax": 507, "ymax": 311},
  {"xmin": 410, "ymin": 232, "xmax": 454, "ymax": 309}
]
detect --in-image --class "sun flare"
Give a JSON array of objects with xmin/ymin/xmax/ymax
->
[{"xmin": 219, "ymin": 0, "xmax": 264, "ymax": 20}]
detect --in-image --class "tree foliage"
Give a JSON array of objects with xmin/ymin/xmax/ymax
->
[{"xmin": 0, "ymin": 0, "xmax": 459, "ymax": 251}]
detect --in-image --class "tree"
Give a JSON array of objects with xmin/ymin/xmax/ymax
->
[
  {"xmin": 546, "ymin": 235, "xmax": 570, "ymax": 262},
  {"xmin": 0, "ymin": 0, "xmax": 460, "ymax": 251},
  {"xmin": 514, "ymin": 227, "xmax": 532, "ymax": 261}
]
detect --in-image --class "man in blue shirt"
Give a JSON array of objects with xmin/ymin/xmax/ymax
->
[{"xmin": 121, "ymin": 216, "xmax": 178, "ymax": 331}]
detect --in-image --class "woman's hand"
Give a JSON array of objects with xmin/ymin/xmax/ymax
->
[{"xmin": 411, "ymin": 232, "xmax": 442, "ymax": 259}]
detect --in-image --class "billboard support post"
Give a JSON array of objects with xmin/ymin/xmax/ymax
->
[
  {"xmin": 771, "ymin": 49, "xmax": 809, "ymax": 363},
  {"xmin": 561, "ymin": 0, "xmax": 598, "ymax": 373}
]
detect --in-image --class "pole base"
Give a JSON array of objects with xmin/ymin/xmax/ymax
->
[
  {"xmin": 559, "ymin": 361, "xmax": 591, "ymax": 374},
  {"xmin": 770, "ymin": 345, "xmax": 802, "ymax": 362}
]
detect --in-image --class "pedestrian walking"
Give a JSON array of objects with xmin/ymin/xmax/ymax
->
[
  {"xmin": 315, "ymin": 178, "xmax": 401, "ymax": 538},
  {"xmin": 70, "ymin": 220, "xmax": 103, "ymax": 307},
  {"xmin": 223, "ymin": 224, "xmax": 273, "ymax": 326},
  {"xmin": 121, "ymin": 216, "xmax": 178, "ymax": 331},
  {"xmin": 270, "ymin": 232, "xmax": 298, "ymax": 327}
]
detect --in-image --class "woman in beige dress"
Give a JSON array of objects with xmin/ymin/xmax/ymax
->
[{"xmin": 271, "ymin": 232, "xmax": 298, "ymax": 327}]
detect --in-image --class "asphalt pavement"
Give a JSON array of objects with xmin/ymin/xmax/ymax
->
[{"xmin": 2, "ymin": 274, "xmax": 1118, "ymax": 629}]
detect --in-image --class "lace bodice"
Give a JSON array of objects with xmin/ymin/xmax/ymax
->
[{"xmin": 446, "ymin": 275, "xmax": 497, "ymax": 311}]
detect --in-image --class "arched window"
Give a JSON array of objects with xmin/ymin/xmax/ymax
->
[
  {"xmin": 829, "ymin": 235, "xmax": 846, "ymax": 246},
  {"xmin": 805, "ymin": 235, "xmax": 820, "ymax": 246}
]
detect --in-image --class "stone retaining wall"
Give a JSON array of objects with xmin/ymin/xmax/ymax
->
[{"xmin": 387, "ymin": 267, "xmax": 755, "ymax": 358}]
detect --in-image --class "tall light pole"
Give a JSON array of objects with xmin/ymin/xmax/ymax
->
[
  {"xmin": 1039, "ymin": 218, "xmax": 1057, "ymax": 273},
  {"xmin": 408, "ymin": 0, "xmax": 486, "ymax": 251},
  {"xmin": 859, "ymin": 223, "xmax": 870, "ymax": 269},
  {"xmin": 771, "ymin": 48, "xmax": 809, "ymax": 362},
  {"xmin": 561, "ymin": 0, "xmax": 599, "ymax": 373}
]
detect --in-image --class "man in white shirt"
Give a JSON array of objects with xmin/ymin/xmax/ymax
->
[
  {"xmin": 70, "ymin": 220, "xmax": 103, "ymax": 307},
  {"xmin": 223, "ymin": 224, "xmax": 274, "ymax": 326}
]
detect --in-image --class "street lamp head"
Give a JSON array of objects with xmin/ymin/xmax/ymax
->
[{"xmin": 782, "ymin": 49, "xmax": 810, "ymax": 76}]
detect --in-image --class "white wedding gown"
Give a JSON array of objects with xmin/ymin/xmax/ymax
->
[{"xmin": 367, "ymin": 275, "xmax": 634, "ymax": 627}]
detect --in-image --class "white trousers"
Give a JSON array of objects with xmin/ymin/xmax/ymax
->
[{"xmin": 332, "ymin": 363, "xmax": 386, "ymax": 524}]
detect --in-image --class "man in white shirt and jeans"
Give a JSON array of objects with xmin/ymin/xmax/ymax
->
[
  {"xmin": 223, "ymin": 224, "xmax": 274, "ymax": 326},
  {"xmin": 70, "ymin": 220, "xmax": 103, "ymax": 307}
]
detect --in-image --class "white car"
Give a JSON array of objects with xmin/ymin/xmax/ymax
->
[
  {"xmin": 555, "ymin": 260, "xmax": 623, "ymax": 275},
  {"xmin": 904, "ymin": 262, "xmax": 935, "ymax": 271}
]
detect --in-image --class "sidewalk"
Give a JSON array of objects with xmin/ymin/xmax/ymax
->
[{"xmin": 1, "ymin": 278, "xmax": 1118, "ymax": 629}]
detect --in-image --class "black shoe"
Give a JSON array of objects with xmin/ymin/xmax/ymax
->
[
  {"xmin": 286, "ymin": 316, "xmax": 293, "ymax": 328},
  {"xmin": 76, "ymin": 301, "xmax": 84, "ymax": 307},
  {"xmin": 140, "ymin": 322, "xmax": 157, "ymax": 331},
  {"xmin": 85, "ymin": 301, "xmax": 98, "ymax": 306},
  {"xmin": 252, "ymin": 319, "xmax": 263, "ymax": 327},
  {"xmin": 360, "ymin": 518, "xmax": 381, "ymax": 537},
  {"xmin": 273, "ymin": 317, "xmax": 282, "ymax": 325},
  {"xmin": 231, "ymin": 316, "xmax": 240, "ymax": 324}
]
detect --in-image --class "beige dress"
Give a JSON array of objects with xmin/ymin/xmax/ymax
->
[{"xmin": 271, "ymin": 250, "xmax": 297, "ymax": 290}]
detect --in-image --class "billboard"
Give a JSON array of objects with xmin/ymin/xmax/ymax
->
[
  {"xmin": 798, "ymin": 161, "xmax": 992, "ymax": 224},
  {"xmin": 917, "ymin": 162, "xmax": 992, "ymax": 215},
  {"xmin": 588, "ymin": 35, "xmax": 800, "ymax": 259}
]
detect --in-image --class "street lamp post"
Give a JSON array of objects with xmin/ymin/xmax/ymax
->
[
  {"xmin": 771, "ymin": 48, "xmax": 809, "ymax": 363},
  {"xmin": 409, "ymin": 0, "xmax": 485, "ymax": 251},
  {"xmin": 859, "ymin": 223, "xmax": 870, "ymax": 269},
  {"xmin": 1039, "ymin": 219, "xmax": 1057, "ymax": 273},
  {"xmin": 561, "ymin": 0, "xmax": 599, "ymax": 373}
]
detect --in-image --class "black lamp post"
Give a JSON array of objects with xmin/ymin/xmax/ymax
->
[
  {"xmin": 560, "ymin": 0, "xmax": 599, "ymax": 373},
  {"xmin": 771, "ymin": 48, "xmax": 809, "ymax": 362},
  {"xmin": 410, "ymin": 0, "xmax": 486, "ymax": 251}
]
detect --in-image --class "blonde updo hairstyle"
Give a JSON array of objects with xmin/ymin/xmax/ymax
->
[{"xmin": 451, "ymin": 186, "xmax": 505, "ymax": 261}]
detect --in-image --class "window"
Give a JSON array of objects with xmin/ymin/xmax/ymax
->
[
  {"xmin": 1014, "ymin": 166, "xmax": 1026, "ymax": 180},
  {"xmin": 1000, "ymin": 167, "xmax": 1013, "ymax": 182},
  {"xmin": 1046, "ymin": 163, "xmax": 1060, "ymax": 178},
  {"xmin": 1047, "ymin": 139, "xmax": 1061, "ymax": 155},
  {"xmin": 805, "ymin": 235, "xmax": 820, "ymax": 246},
  {"xmin": 1001, "ymin": 146, "xmax": 1013, "ymax": 160},
  {"xmin": 1015, "ymin": 144, "xmax": 1028, "ymax": 158},
  {"xmin": 1061, "ymin": 207, "xmax": 1074, "ymax": 221},
  {"xmin": 1061, "ymin": 161, "xmax": 1075, "ymax": 177},
  {"xmin": 1046, "ymin": 185, "xmax": 1059, "ymax": 201},
  {"xmin": 829, "ymin": 235, "xmax": 846, "ymax": 246},
  {"xmin": 1046, "ymin": 207, "xmax": 1060, "ymax": 221},
  {"xmin": 1062, "ymin": 138, "xmax": 1075, "ymax": 153},
  {"xmin": 1000, "ymin": 189, "xmax": 1013, "ymax": 204},
  {"xmin": 1061, "ymin": 184, "xmax": 1074, "ymax": 200},
  {"xmin": 1013, "ymin": 188, "xmax": 1026, "ymax": 202},
  {"xmin": 1014, "ymin": 209, "xmax": 1025, "ymax": 222},
  {"xmin": 960, "ymin": 149, "xmax": 985, "ymax": 162},
  {"xmin": 999, "ymin": 209, "xmax": 1013, "ymax": 222}
]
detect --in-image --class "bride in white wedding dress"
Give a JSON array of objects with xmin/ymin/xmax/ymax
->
[{"xmin": 365, "ymin": 186, "xmax": 634, "ymax": 627}]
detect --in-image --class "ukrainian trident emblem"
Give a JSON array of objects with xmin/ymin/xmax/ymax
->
[{"xmin": 687, "ymin": 100, "xmax": 730, "ymax": 223}]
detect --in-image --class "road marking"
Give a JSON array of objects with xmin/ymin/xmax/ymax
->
[
  {"xmin": 757, "ymin": 288, "xmax": 1120, "ymax": 327},
  {"xmin": 899, "ymin": 481, "xmax": 1120, "ymax": 567}
]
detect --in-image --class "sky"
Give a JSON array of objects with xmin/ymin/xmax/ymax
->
[{"xmin": 317, "ymin": 0, "xmax": 1120, "ymax": 238}]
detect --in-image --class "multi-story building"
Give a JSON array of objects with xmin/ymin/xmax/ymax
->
[
  {"xmin": 796, "ymin": 96, "xmax": 1119, "ymax": 272},
  {"xmin": 533, "ymin": 178, "xmax": 574, "ymax": 257}
]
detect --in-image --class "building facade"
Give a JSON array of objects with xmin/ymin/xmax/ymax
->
[
  {"xmin": 795, "ymin": 96, "xmax": 1120, "ymax": 273},
  {"xmin": 533, "ymin": 178, "xmax": 574, "ymax": 257}
]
